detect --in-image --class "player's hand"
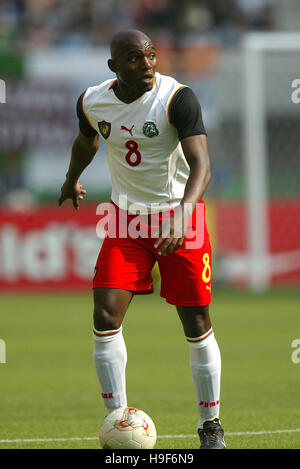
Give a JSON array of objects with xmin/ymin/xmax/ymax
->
[
  {"xmin": 153, "ymin": 205, "xmax": 190, "ymax": 256},
  {"xmin": 58, "ymin": 180, "xmax": 87, "ymax": 210}
]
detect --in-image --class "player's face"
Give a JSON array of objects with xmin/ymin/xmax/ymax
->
[{"xmin": 113, "ymin": 39, "xmax": 157, "ymax": 99}]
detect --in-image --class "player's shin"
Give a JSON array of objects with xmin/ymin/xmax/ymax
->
[
  {"xmin": 187, "ymin": 329, "xmax": 221, "ymax": 429},
  {"xmin": 93, "ymin": 326, "xmax": 127, "ymax": 413}
]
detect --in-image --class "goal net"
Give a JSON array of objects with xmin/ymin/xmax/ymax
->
[{"xmin": 216, "ymin": 32, "xmax": 300, "ymax": 291}]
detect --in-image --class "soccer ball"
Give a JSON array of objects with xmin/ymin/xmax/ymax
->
[{"xmin": 99, "ymin": 407, "xmax": 157, "ymax": 449}]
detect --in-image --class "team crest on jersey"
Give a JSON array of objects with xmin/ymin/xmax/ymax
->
[
  {"xmin": 143, "ymin": 121, "xmax": 159, "ymax": 138},
  {"xmin": 98, "ymin": 121, "xmax": 111, "ymax": 139}
]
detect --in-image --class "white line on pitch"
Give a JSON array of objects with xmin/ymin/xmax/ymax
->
[
  {"xmin": 160, "ymin": 428, "xmax": 300, "ymax": 438},
  {"xmin": 0, "ymin": 428, "xmax": 300, "ymax": 444}
]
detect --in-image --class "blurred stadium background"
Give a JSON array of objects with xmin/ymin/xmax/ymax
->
[
  {"xmin": 0, "ymin": 0, "xmax": 300, "ymax": 291},
  {"xmin": 0, "ymin": 0, "xmax": 300, "ymax": 450}
]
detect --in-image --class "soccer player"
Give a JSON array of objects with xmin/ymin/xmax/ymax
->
[{"xmin": 58, "ymin": 29, "xmax": 225, "ymax": 449}]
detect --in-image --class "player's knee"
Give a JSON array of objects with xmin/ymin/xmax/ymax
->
[
  {"xmin": 93, "ymin": 287, "xmax": 131, "ymax": 331},
  {"xmin": 93, "ymin": 304, "xmax": 121, "ymax": 331},
  {"xmin": 176, "ymin": 305, "xmax": 211, "ymax": 337}
]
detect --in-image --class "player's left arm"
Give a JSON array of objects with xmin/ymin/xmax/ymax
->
[
  {"xmin": 155, "ymin": 87, "xmax": 211, "ymax": 255},
  {"xmin": 180, "ymin": 133, "xmax": 211, "ymax": 211}
]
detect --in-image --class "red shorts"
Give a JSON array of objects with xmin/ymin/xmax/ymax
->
[{"xmin": 93, "ymin": 202, "xmax": 212, "ymax": 306}]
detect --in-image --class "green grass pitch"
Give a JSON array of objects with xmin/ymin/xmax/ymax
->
[{"xmin": 0, "ymin": 287, "xmax": 299, "ymax": 449}]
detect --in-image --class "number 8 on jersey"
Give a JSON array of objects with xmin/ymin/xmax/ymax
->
[{"xmin": 125, "ymin": 140, "xmax": 142, "ymax": 167}]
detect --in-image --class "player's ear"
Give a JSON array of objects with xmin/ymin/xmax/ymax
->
[{"xmin": 108, "ymin": 59, "xmax": 117, "ymax": 73}]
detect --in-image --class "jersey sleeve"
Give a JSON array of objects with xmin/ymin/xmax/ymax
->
[
  {"xmin": 76, "ymin": 92, "xmax": 98, "ymax": 137},
  {"xmin": 169, "ymin": 87, "xmax": 207, "ymax": 140}
]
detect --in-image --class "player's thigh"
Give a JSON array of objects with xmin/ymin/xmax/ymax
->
[
  {"xmin": 157, "ymin": 228, "xmax": 212, "ymax": 307},
  {"xmin": 94, "ymin": 235, "xmax": 156, "ymax": 294},
  {"xmin": 93, "ymin": 287, "xmax": 134, "ymax": 331}
]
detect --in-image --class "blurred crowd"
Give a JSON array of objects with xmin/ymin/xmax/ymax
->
[
  {"xmin": 0, "ymin": 0, "xmax": 276, "ymax": 204},
  {"xmin": 0, "ymin": 0, "xmax": 275, "ymax": 49}
]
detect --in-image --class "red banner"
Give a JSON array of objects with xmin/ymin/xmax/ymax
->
[
  {"xmin": 0, "ymin": 204, "xmax": 101, "ymax": 291},
  {"xmin": 216, "ymin": 199, "xmax": 300, "ymax": 285},
  {"xmin": 0, "ymin": 200, "xmax": 299, "ymax": 290}
]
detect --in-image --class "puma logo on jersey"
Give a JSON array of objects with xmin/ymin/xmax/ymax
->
[{"xmin": 121, "ymin": 125, "xmax": 134, "ymax": 136}]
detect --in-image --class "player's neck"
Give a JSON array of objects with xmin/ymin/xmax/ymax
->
[{"xmin": 112, "ymin": 81, "xmax": 144, "ymax": 104}]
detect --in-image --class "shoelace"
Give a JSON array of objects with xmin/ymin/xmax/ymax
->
[{"xmin": 199, "ymin": 426, "xmax": 221, "ymax": 445}]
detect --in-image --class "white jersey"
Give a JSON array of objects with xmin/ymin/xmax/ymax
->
[{"xmin": 82, "ymin": 72, "xmax": 189, "ymax": 214}]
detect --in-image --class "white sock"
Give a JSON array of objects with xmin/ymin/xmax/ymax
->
[
  {"xmin": 187, "ymin": 328, "xmax": 221, "ymax": 429},
  {"xmin": 93, "ymin": 326, "xmax": 127, "ymax": 413}
]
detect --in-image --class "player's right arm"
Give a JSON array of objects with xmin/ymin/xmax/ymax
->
[
  {"xmin": 59, "ymin": 91, "xmax": 100, "ymax": 210},
  {"xmin": 58, "ymin": 131, "xmax": 99, "ymax": 210}
]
